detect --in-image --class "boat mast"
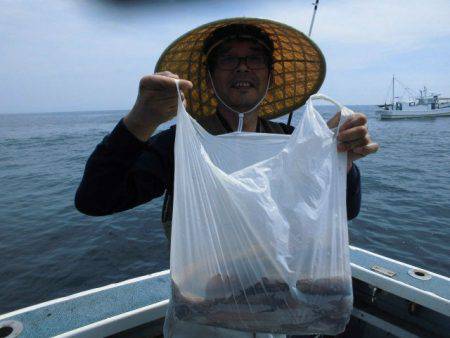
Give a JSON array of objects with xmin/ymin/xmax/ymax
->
[
  {"xmin": 287, "ymin": 0, "xmax": 320, "ymax": 126},
  {"xmin": 392, "ymin": 75, "xmax": 395, "ymax": 105}
]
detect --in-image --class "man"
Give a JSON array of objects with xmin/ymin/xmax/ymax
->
[{"xmin": 75, "ymin": 19, "xmax": 378, "ymax": 338}]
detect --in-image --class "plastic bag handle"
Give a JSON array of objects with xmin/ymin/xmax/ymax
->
[
  {"xmin": 309, "ymin": 93, "xmax": 346, "ymax": 138},
  {"xmin": 309, "ymin": 93, "xmax": 343, "ymax": 110},
  {"xmin": 174, "ymin": 79, "xmax": 184, "ymax": 108}
]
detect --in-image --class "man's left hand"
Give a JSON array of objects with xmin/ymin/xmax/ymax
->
[{"xmin": 327, "ymin": 112, "xmax": 379, "ymax": 172}]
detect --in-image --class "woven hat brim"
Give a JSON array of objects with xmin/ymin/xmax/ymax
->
[{"xmin": 155, "ymin": 17, "xmax": 326, "ymax": 120}]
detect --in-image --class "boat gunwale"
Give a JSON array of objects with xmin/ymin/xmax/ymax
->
[{"xmin": 0, "ymin": 246, "xmax": 448, "ymax": 337}]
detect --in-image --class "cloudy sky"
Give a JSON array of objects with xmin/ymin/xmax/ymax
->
[{"xmin": 1, "ymin": 0, "xmax": 449, "ymax": 114}]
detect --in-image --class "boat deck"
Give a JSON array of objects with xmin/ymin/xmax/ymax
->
[{"xmin": 0, "ymin": 246, "xmax": 448, "ymax": 337}]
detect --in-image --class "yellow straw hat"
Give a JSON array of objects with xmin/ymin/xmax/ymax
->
[{"xmin": 155, "ymin": 17, "xmax": 326, "ymax": 120}]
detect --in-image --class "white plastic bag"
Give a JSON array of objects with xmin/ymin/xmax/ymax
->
[{"xmin": 166, "ymin": 80, "xmax": 353, "ymax": 336}]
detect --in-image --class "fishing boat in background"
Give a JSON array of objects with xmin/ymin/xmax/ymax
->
[{"xmin": 376, "ymin": 76, "xmax": 450, "ymax": 120}]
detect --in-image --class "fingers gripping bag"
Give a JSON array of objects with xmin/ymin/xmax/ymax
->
[{"xmin": 165, "ymin": 80, "xmax": 354, "ymax": 336}]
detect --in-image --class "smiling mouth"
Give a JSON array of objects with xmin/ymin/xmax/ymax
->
[{"xmin": 232, "ymin": 81, "xmax": 254, "ymax": 88}]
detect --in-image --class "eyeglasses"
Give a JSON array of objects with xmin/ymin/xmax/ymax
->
[{"xmin": 215, "ymin": 55, "xmax": 269, "ymax": 70}]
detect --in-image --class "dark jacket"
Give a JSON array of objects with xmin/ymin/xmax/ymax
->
[{"xmin": 75, "ymin": 115, "xmax": 361, "ymax": 239}]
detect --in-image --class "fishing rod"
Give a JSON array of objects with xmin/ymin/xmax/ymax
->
[{"xmin": 287, "ymin": 0, "xmax": 320, "ymax": 126}]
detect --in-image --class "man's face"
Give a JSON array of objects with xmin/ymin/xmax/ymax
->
[{"xmin": 209, "ymin": 39, "xmax": 271, "ymax": 111}]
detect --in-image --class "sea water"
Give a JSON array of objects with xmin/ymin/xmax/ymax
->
[{"xmin": 0, "ymin": 106, "xmax": 449, "ymax": 314}]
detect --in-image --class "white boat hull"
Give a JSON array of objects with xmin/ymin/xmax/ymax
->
[{"xmin": 376, "ymin": 106, "xmax": 450, "ymax": 120}]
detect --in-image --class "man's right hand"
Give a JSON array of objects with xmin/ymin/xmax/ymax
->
[{"xmin": 124, "ymin": 71, "xmax": 193, "ymax": 142}]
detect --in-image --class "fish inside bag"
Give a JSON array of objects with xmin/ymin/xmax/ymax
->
[{"xmin": 166, "ymin": 80, "xmax": 354, "ymax": 336}]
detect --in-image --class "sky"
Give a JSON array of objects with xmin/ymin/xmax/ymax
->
[{"xmin": 1, "ymin": 0, "xmax": 449, "ymax": 114}]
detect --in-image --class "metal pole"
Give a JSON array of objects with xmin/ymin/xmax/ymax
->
[
  {"xmin": 392, "ymin": 75, "xmax": 395, "ymax": 105},
  {"xmin": 287, "ymin": 0, "xmax": 320, "ymax": 126},
  {"xmin": 308, "ymin": 0, "xmax": 320, "ymax": 36}
]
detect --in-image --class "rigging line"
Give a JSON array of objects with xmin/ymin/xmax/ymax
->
[
  {"xmin": 384, "ymin": 81, "xmax": 392, "ymax": 104},
  {"xmin": 395, "ymin": 78, "xmax": 418, "ymax": 98},
  {"xmin": 287, "ymin": 0, "xmax": 320, "ymax": 126}
]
